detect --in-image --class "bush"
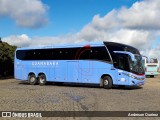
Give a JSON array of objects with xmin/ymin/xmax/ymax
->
[{"xmin": 0, "ymin": 42, "xmax": 17, "ymax": 77}]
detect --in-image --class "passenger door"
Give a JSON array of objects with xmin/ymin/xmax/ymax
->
[{"xmin": 115, "ymin": 54, "xmax": 130, "ymax": 85}]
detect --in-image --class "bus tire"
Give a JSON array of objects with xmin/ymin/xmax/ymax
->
[
  {"xmin": 28, "ymin": 74, "xmax": 38, "ymax": 85},
  {"xmin": 103, "ymin": 76, "xmax": 112, "ymax": 89},
  {"xmin": 38, "ymin": 74, "xmax": 47, "ymax": 86}
]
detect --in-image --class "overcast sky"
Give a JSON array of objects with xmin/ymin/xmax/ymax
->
[{"xmin": 1, "ymin": 0, "xmax": 160, "ymax": 58}]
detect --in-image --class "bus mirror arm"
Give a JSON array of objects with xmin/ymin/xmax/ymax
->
[{"xmin": 114, "ymin": 51, "xmax": 136, "ymax": 62}]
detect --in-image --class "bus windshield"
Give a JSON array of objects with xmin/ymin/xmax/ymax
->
[
  {"xmin": 129, "ymin": 55, "xmax": 145, "ymax": 75},
  {"xmin": 150, "ymin": 58, "xmax": 158, "ymax": 63},
  {"xmin": 114, "ymin": 53, "xmax": 145, "ymax": 75}
]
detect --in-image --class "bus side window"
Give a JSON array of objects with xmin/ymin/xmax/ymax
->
[
  {"xmin": 116, "ymin": 54, "xmax": 130, "ymax": 71},
  {"xmin": 118, "ymin": 57, "xmax": 125, "ymax": 70},
  {"xmin": 90, "ymin": 47, "xmax": 111, "ymax": 62},
  {"xmin": 79, "ymin": 49, "xmax": 90, "ymax": 60}
]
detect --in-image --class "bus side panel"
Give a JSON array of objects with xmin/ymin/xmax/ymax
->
[
  {"xmin": 114, "ymin": 69, "xmax": 129, "ymax": 85},
  {"xmin": 21, "ymin": 61, "xmax": 53, "ymax": 81},
  {"xmin": 14, "ymin": 59, "xmax": 23, "ymax": 80},
  {"xmin": 77, "ymin": 61, "xmax": 116, "ymax": 84},
  {"xmin": 67, "ymin": 61, "xmax": 80, "ymax": 83},
  {"xmin": 66, "ymin": 60, "xmax": 116, "ymax": 85},
  {"xmin": 54, "ymin": 61, "xmax": 67, "ymax": 82},
  {"xmin": 79, "ymin": 60, "xmax": 94, "ymax": 83},
  {"xmin": 22, "ymin": 61, "xmax": 29, "ymax": 80},
  {"xmin": 31, "ymin": 61, "xmax": 56, "ymax": 82},
  {"xmin": 14, "ymin": 60, "xmax": 28, "ymax": 81},
  {"xmin": 48, "ymin": 65, "xmax": 55, "ymax": 81}
]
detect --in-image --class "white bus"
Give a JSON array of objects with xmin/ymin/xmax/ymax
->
[{"xmin": 142, "ymin": 56, "xmax": 159, "ymax": 77}]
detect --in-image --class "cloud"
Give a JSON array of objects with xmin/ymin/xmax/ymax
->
[
  {"xmin": 3, "ymin": 34, "xmax": 31, "ymax": 47},
  {"xmin": 0, "ymin": 0, "xmax": 48, "ymax": 28},
  {"xmin": 77, "ymin": 0, "xmax": 160, "ymax": 54},
  {"xmin": 2, "ymin": 0, "xmax": 160, "ymax": 58},
  {"xmin": 141, "ymin": 47, "xmax": 160, "ymax": 60},
  {"xmin": 2, "ymin": 34, "xmax": 77, "ymax": 47},
  {"xmin": 118, "ymin": 0, "xmax": 160, "ymax": 30}
]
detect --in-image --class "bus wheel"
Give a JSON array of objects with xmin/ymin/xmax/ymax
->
[
  {"xmin": 28, "ymin": 74, "xmax": 38, "ymax": 85},
  {"xmin": 103, "ymin": 76, "xmax": 112, "ymax": 89},
  {"xmin": 38, "ymin": 74, "xmax": 47, "ymax": 86}
]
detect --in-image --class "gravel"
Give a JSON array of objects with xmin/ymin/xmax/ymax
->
[{"xmin": 0, "ymin": 77, "xmax": 160, "ymax": 120}]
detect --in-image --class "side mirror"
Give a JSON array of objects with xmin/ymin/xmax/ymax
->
[{"xmin": 130, "ymin": 54, "xmax": 136, "ymax": 62}]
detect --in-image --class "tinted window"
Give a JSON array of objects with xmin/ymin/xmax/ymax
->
[
  {"xmin": 16, "ymin": 48, "xmax": 79, "ymax": 60},
  {"xmin": 16, "ymin": 50, "xmax": 27, "ymax": 60},
  {"xmin": 72, "ymin": 46, "xmax": 111, "ymax": 62},
  {"xmin": 150, "ymin": 58, "xmax": 158, "ymax": 63},
  {"xmin": 104, "ymin": 42, "xmax": 140, "ymax": 65},
  {"xmin": 16, "ymin": 46, "xmax": 111, "ymax": 62},
  {"xmin": 90, "ymin": 47, "xmax": 111, "ymax": 62},
  {"xmin": 114, "ymin": 54, "xmax": 130, "ymax": 71},
  {"xmin": 104, "ymin": 42, "xmax": 140, "ymax": 55}
]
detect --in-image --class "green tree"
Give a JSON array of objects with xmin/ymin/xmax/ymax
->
[{"xmin": 0, "ymin": 42, "xmax": 17, "ymax": 77}]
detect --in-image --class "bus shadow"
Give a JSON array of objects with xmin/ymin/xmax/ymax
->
[
  {"xmin": 50, "ymin": 82, "xmax": 143, "ymax": 90},
  {"xmin": 18, "ymin": 81, "xmax": 143, "ymax": 90},
  {"xmin": 51, "ymin": 82, "xmax": 101, "ymax": 89},
  {"xmin": 18, "ymin": 81, "xmax": 30, "ymax": 85},
  {"xmin": 19, "ymin": 81, "xmax": 101, "ymax": 88},
  {"xmin": 112, "ymin": 86, "xmax": 143, "ymax": 90},
  {"xmin": 0, "ymin": 76, "xmax": 14, "ymax": 80}
]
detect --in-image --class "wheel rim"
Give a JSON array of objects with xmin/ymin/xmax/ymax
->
[
  {"xmin": 30, "ymin": 77, "xmax": 35, "ymax": 83},
  {"xmin": 104, "ymin": 79, "xmax": 108, "ymax": 85},
  {"xmin": 40, "ymin": 77, "xmax": 45, "ymax": 83}
]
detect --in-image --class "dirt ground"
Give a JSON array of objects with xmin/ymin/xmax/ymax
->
[{"xmin": 0, "ymin": 76, "xmax": 160, "ymax": 120}]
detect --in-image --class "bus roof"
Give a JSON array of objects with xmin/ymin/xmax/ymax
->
[
  {"xmin": 104, "ymin": 41, "xmax": 140, "ymax": 55},
  {"xmin": 16, "ymin": 41, "xmax": 105, "ymax": 50},
  {"xmin": 16, "ymin": 41, "xmax": 139, "ymax": 53}
]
